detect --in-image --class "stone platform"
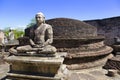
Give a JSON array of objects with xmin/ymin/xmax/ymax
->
[
  {"xmin": 4, "ymin": 52, "xmax": 66, "ymax": 80},
  {"xmin": 64, "ymin": 46, "xmax": 113, "ymax": 70},
  {"xmin": 1, "ymin": 63, "xmax": 120, "ymax": 80}
]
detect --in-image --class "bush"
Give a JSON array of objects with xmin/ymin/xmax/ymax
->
[{"xmin": 4, "ymin": 29, "xmax": 24, "ymax": 39}]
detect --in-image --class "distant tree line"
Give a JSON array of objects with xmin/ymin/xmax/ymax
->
[
  {"xmin": 2, "ymin": 18, "xmax": 35, "ymax": 39},
  {"xmin": 3, "ymin": 27, "xmax": 24, "ymax": 39},
  {"xmin": 27, "ymin": 18, "xmax": 36, "ymax": 28}
]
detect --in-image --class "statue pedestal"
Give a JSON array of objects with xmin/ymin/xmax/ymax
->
[{"xmin": 5, "ymin": 52, "xmax": 67, "ymax": 80}]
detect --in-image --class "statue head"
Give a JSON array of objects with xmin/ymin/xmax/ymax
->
[
  {"xmin": 35, "ymin": 12, "xmax": 45, "ymax": 25},
  {"xmin": 9, "ymin": 29, "xmax": 12, "ymax": 32}
]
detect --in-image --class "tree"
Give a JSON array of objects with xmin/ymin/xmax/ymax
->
[
  {"xmin": 27, "ymin": 18, "xmax": 36, "ymax": 28},
  {"xmin": 3, "ymin": 28, "xmax": 24, "ymax": 39},
  {"xmin": 13, "ymin": 29, "xmax": 24, "ymax": 39}
]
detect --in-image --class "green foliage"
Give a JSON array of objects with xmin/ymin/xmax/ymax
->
[
  {"xmin": 27, "ymin": 18, "xmax": 36, "ymax": 28},
  {"xmin": 3, "ymin": 28, "xmax": 24, "ymax": 39},
  {"xmin": 3, "ymin": 27, "xmax": 10, "ymax": 37},
  {"xmin": 3, "ymin": 18, "xmax": 35, "ymax": 39},
  {"xmin": 13, "ymin": 30, "xmax": 24, "ymax": 39}
]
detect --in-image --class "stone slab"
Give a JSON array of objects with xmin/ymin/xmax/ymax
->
[
  {"xmin": 6, "ymin": 73, "xmax": 61, "ymax": 80},
  {"xmin": 4, "ymin": 52, "xmax": 67, "ymax": 80},
  {"xmin": 5, "ymin": 53, "xmax": 65, "ymax": 63},
  {"xmin": 5, "ymin": 56, "xmax": 64, "ymax": 75},
  {"xmin": 13, "ymin": 52, "xmax": 67, "ymax": 57},
  {"xmin": 1, "ymin": 63, "xmax": 120, "ymax": 80}
]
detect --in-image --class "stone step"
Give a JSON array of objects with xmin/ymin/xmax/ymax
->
[
  {"xmin": 65, "ymin": 46, "xmax": 113, "ymax": 58},
  {"xmin": 65, "ymin": 54, "xmax": 113, "ymax": 70},
  {"xmin": 6, "ymin": 73, "xmax": 61, "ymax": 80}
]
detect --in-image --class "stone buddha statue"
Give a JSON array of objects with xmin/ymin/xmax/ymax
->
[
  {"xmin": 9, "ymin": 12, "xmax": 56, "ymax": 55},
  {"xmin": 8, "ymin": 29, "xmax": 15, "ymax": 41}
]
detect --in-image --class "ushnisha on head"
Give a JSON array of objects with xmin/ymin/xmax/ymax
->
[{"xmin": 35, "ymin": 12, "xmax": 45, "ymax": 24}]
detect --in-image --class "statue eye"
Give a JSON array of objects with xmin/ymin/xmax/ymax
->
[{"xmin": 36, "ymin": 17, "xmax": 41, "ymax": 19}]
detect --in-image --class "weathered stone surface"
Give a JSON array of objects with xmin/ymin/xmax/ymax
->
[
  {"xmin": 53, "ymin": 36, "xmax": 105, "ymax": 52},
  {"xmin": 4, "ymin": 52, "xmax": 67, "ymax": 80},
  {"xmin": 64, "ymin": 54, "xmax": 113, "ymax": 70},
  {"xmin": 103, "ymin": 55, "xmax": 120, "ymax": 70},
  {"xmin": 46, "ymin": 18, "xmax": 97, "ymax": 39},
  {"xmin": 24, "ymin": 18, "xmax": 99, "ymax": 53},
  {"xmin": 0, "ymin": 63, "xmax": 9, "ymax": 79},
  {"xmin": 112, "ymin": 45, "xmax": 120, "ymax": 52},
  {"xmin": 89, "ymin": 70, "xmax": 104, "ymax": 76},
  {"xmin": 77, "ymin": 73, "xmax": 96, "ymax": 80},
  {"xmin": 5, "ymin": 55, "xmax": 64, "ymax": 75},
  {"xmin": 5, "ymin": 39, "xmax": 19, "ymax": 52},
  {"xmin": 12, "ymin": 12, "xmax": 57, "ymax": 55},
  {"xmin": 85, "ymin": 16, "xmax": 120, "ymax": 45},
  {"xmin": 45, "ymin": 18, "xmax": 113, "ymax": 70},
  {"xmin": 1, "ymin": 62, "xmax": 120, "ymax": 80},
  {"xmin": 6, "ymin": 73, "xmax": 61, "ymax": 80},
  {"xmin": 65, "ymin": 46, "xmax": 113, "ymax": 58},
  {"xmin": 17, "ymin": 37, "xmax": 31, "ymax": 46}
]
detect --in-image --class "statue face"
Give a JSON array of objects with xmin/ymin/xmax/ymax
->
[{"xmin": 36, "ymin": 14, "xmax": 44, "ymax": 24}]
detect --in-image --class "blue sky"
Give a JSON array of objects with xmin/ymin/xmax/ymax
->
[{"xmin": 0, "ymin": 0, "xmax": 120, "ymax": 30}]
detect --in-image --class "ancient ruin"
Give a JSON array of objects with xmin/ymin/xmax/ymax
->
[
  {"xmin": 8, "ymin": 29, "xmax": 15, "ymax": 41},
  {"xmin": 103, "ymin": 35, "xmax": 120, "ymax": 74},
  {"xmin": 9, "ymin": 12, "xmax": 57, "ymax": 55},
  {"xmin": 5, "ymin": 13, "xmax": 66, "ymax": 80},
  {"xmin": 46, "ymin": 18, "xmax": 113, "ymax": 70},
  {"xmin": 1, "ymin": 16, "xmax": 119, "ymax": 80},
  {"xmin": 85, "ymin": 16, "xmax": 120, "ymax": 45}
]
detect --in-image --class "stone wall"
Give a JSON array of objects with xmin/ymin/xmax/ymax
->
[{"xmin": 84, "ymin": 16, "xmax": 120, "ymax": 45}]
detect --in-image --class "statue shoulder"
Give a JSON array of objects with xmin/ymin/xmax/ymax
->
[
  {"xmin": 26, "ymin": 24, "xmax": 36, "ymax": 30},
  {"xmin": 43, "ymin": 23, "xmax": 52, "ymax": 29},
  {"xmin": 43, "ymin": 24, "xmax": 53, "ymax": 34},
  {"xmin": 25, "ymin": 24, "xmax": 37, "ymax": 33},
  {"xmin": 25, "ymin": 24, "xmax": 37, "ymax": 37}
]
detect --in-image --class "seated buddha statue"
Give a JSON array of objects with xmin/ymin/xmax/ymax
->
[{"xmin": 9, "ymin": 12, "xmax": 56, "ymax": 55}]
